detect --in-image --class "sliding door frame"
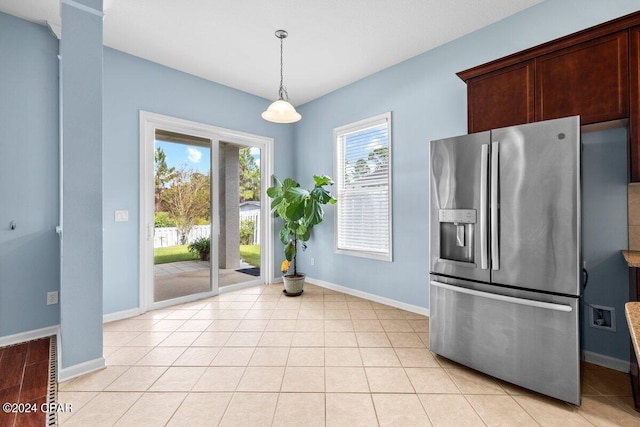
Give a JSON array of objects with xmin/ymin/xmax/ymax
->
[{"xmin": 139, "ymin": 111, "xmax": 274, "ymax": 312}]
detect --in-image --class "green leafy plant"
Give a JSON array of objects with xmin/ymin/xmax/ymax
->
[
  {"xmin": 188, "ymin": 237, "xmax": 211, "ymax": 261},
  {"xmin": 240, "ymin": 218, "xmax": 256, "ymax": 245},
  {"xmin": 267, "ymin": 175, "xmax": 336, "ymax": 277},
  {"xmin": 154, "ymin": 211, "xmax": 176, "ymax": 227}
]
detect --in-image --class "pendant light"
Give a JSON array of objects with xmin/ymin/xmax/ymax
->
[{"xmin": 262, "ymin": 30, "xmax": 302, "ymax": 123}]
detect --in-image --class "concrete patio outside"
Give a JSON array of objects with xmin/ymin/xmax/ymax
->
[{"xmin": 154, "ymin": 260, "xmax": 260, "ymax": 302}]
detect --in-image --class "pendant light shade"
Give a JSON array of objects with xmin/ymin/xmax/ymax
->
[
  {"xmin": 261, "ymin": 100, "xmax": 302, "ymax": 123},
  {"xmin": 262, "ymin": 30, "xmax": 301, "ymax": 123}
]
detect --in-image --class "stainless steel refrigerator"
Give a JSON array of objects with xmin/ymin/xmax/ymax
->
[{"xmin": 429, "ymin": 115, "xmax": 581, "ymax": 405}]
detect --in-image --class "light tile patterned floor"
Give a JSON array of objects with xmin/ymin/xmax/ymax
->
[{"xmin": 58, "ymin": 283, "xmax": 640, "ymax": 426}]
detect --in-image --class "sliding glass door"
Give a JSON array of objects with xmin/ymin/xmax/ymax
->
[
  {"xmin": 218, "ymin": 143, "xmax": 262, "ymax": 289},
  {"xmin": 139, "ymin": 111, "xmax": 274, "ymax": 312},
  {"xmin": 153, "ymin": 130, "xmax": 212, "ymax": 303}
]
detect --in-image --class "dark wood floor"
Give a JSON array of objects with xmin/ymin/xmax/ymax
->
[{"xmin": 0, "ymin": 337, "xmax": 51, "ymax": 427}]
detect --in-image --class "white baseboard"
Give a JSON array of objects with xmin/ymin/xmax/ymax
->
[
  {"xmin": 0, "ymin": 325, "xmax": 60, "ymax": 348},
  {"xmin": 103, "ymin": 307, "xmax": 142, "ymax": 323},
  {"xmin": 58, "ymin": 356, "xmax": 106, "ymax": 383},
  {"xmin": 581, "ymin": 350, "xmax": 629, "ymax": 373},
  {"xmin": 305, "ymin": 276, "xmax": 429, "ymax": 317}
]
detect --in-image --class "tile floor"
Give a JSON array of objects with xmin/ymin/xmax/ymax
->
[{"xmin": 58, "ymin": 283, "xmax": 640, "ymax": 426}]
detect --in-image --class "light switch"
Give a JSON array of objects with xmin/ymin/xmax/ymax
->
[{"xmin": 115, "ymin": 210, "xmax": 129, "ymax": 222}]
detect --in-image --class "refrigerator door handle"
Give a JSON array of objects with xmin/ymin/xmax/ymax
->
[
  {"xmin": 491, "ymin": 141, "xmax": 500, "ymax": 270},
  {"xmin": 430, "ymin": 280, "xmax": 573, "ymax": 312},
  {"xmin": 480, "ymin": 144, "xmax": 489, "ymax": 270}
]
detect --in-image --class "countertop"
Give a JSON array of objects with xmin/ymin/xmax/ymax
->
[
  {"xmin": 626, "ymin": 302, "xmax": 640, "ymax": 359},
  {"xmin": 622, "ymin": 250, "xmax": 640, "ymax": 268}
]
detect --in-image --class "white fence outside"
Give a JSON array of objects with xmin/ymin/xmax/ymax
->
[
  {"xmin": 154, "ymin": 211, "xmax": 261, "ymax": 248},
  {"xmin": 154, "ymin": 225, "xmax": 211, "ymax": 248}
]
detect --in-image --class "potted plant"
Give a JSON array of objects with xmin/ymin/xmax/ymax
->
[
  {"xmin": 267, "ymin": 175, "xmax": 336, "ymax": 296},
  {"xmin": 188, "ymin": 237, "xmax": 210, "ymax": 261}
]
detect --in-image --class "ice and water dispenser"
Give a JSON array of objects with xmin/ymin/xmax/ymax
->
[{"xmin": 438, "ymin": 209, "xmax": 476, "ymax": 265}]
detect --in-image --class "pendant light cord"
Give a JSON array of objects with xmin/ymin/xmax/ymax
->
[
  {"xmin": 278, "ymin": 33, "xmax": 289, "ymax": 101},
  {"xmin": 261, "ymin": 29, "xmax": 301, "ymax": 123}
]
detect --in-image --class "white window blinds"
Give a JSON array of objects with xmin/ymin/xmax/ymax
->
[{"xmin": 334, "ymin": 112, "xmax": 392, "ymax": 261}]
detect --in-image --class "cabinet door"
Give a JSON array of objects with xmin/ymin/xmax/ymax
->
[
  {"xmin": 630, "ymin": 26, "xmax": 640, "ymax": 182},
  {"xmin": 536, "ymin": 31, "xmax": 629, "ymax": 125},
  {"xmin": 467, "ymin": 61, "xmax": 534, "ymax": 133}
]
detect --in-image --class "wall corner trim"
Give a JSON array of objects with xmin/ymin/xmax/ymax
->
[
  {"xmin": 58, "ymin": 356, "xmax": 106, "ymax": 383},
  {"xmin": 305, "ymin": 276, "xmax": 429, "ymax": 317},
  {"xmin": 581, "ymin": 349, "xmax": 629, "ymax": 372},
  {"xmin": 0, "ymin": 325, "xmax": 60, "ymax": 348}
]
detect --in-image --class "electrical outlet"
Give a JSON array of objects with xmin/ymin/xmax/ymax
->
[
  {"xmin": 311, "ymin": 257, "xmax": 315, "ymax": 266},
  {"xmin": 589, "ymin": 304, "xmax": 615, "ymax": 331},
  {"xmin": 47, "ymin": 291, "xmax": 58, "ymax": 305}
]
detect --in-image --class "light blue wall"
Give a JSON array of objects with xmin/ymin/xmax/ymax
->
[
  {"xmin": 60, "ymin": 0, "xmax": 104, "ymax": 368},
  {"xmin": 2, "ymin": 0, "xmax": 638, "ymax": 367},
  {"xmin": 102, "ymin": 48, "xmax": 295, "ymax": 315},
  {"xmin": 294, "ymin": 0, "xmax": 639, "ymax": 360},
  {"xmin": 581, "ymin": 128, "xmax": 629, "ymax": 361},
  {"xmin": 0, "ymin": 12, "xmax": 60, "ymax": 337}
]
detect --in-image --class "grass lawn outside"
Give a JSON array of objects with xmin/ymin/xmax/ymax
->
[
  {"xmin": 240, "ymin": 245, "xmax": 260, "ymax": 267},
  {"xmin": 154, "ymin": 244, "xmax": 261, "ymax": 267},
  {"xmin": 154, "ymin": 244, "xmax": 198, "ymax": 264}
]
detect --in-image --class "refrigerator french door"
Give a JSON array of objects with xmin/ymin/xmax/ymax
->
[{"xmin": 429, "ymin": 116, "xmax": 581, "ymax": 405}]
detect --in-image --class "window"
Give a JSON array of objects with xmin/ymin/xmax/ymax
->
[{"xmin": 334, "ymin": 112, "xmax": 392, "ymax": 261}]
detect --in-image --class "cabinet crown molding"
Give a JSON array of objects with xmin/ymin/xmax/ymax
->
[{"xmin": 457, "ymin": 10, "xmax": 640, "ymax": 82}]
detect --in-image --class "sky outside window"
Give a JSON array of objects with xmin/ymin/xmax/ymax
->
[{"xmin": 155, "ymin": 140, "xmax": 260, "ymax": 174}]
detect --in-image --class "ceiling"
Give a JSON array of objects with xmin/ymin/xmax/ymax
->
[{"xmin": 0, "ymin": 0, "xmax": 543, "ymax": 106}]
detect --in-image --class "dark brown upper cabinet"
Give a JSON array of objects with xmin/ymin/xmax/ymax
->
[
  {"xmin": 536, "ymin": 31, "xmax": 628, "ymax": 125},
  {"xmin": 458, "ymin": 11, "xmax": 640, "ymax": 182},
  {"xmin": 467, "ymin": 61, "xmax": 534, "ymax": 133}
]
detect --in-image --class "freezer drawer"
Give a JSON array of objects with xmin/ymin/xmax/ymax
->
[{"xmin": 429, "ymin": 277, "xmax": 580, "ymax": 405}]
